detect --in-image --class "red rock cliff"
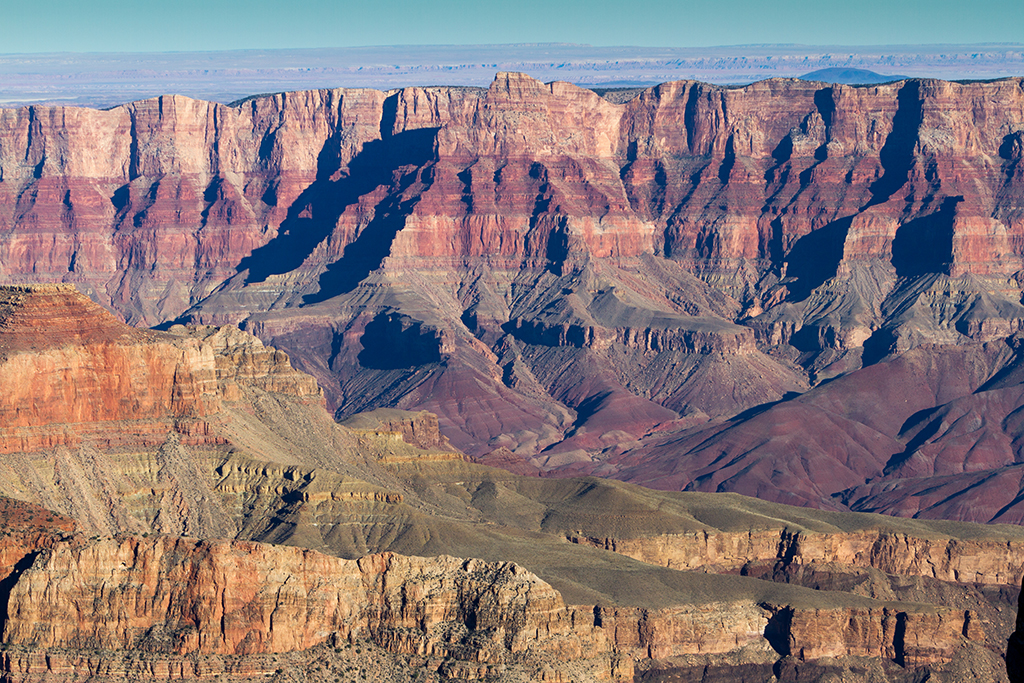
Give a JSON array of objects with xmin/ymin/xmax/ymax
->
[
  {"xmin": 3, "ymin": 75, "xmax": 1021, "ymax": 322},
  {"xmin": 0, "ymin": 284, "xmax": 320, "ymax": 454}
]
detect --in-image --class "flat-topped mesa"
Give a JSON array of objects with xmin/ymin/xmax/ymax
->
[
  {"xmin": 339, "ymin": 408, "xmax": 457, "ymax": 452},
  {"xmin": 0, "ymin": 285, "xmax": 321, "ymax": 454}
]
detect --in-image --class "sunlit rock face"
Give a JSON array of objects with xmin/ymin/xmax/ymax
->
[{"xmin": 0, "ymin": 284, "xmax": 320, "ymax": 455}]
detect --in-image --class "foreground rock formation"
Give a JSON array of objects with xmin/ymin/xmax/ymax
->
[
  {"xmin": 0, "ymin": 285, "xmax": 1018, "ymax": 682},
  {"xmin": 5, "ymin": 538, "xmax": 578, "ymax": 661},
  {"xmin": 2, "ymin": 73, "xmax": 1024, "ymax": 521}
]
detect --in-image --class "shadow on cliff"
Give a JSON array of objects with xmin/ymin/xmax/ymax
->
[
  {"xmin": 357, "ymin": 312, "xmax": 443, "ymax": 369},
  {"xmin": 891, "ymin": 196, "xmax": 959, "ymax": 277},
  {"xmin": 0, "ymin": 552, "xmax": 37, "ymax": 636},
  {"xmin": 236, "ymin": 95, "xmax": 438, "ymax": 297},
  {"xmin": 782, "ymin": 216, "xmax": 852, "ymax": 301},
  {"xmin": 1008, "ymin": 575, "xmax": 1024, "ymax": 683},
  {"xmin": 864, "ymin": 81, "xmax": 922, "ymax": 208},
  {"xmin": 302, "ymin": 167, "xmax": 430, "ymax": 305}
]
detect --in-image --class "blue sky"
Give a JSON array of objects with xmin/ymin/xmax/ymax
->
[{"xmin": 1, "ymin": 0, "xmax": 1021, "ymax": 53}]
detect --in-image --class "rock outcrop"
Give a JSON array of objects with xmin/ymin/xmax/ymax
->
[
  {"xmin": 3, "ymin": 538, "xmax": 574, "ymax": 659},
  {"xmin": 338, "ymin": 408, "xmax": 456, "ymax": 453},
  {"xmin": 569, "ymin": 527, "xmax": 1024, "ymax": 587},
  {"xmin": 0, "ymin": 284, "xmax": 320, "ymax": 455}
]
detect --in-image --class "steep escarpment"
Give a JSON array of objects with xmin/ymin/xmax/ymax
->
[
  {"xmin": 0, "ymin": 90, "xmax": 386, "ymax": 324},
  {"xmin": 3, "ymin": 539, "xmax": 575, "ymax": 659},
  {"xmin": 3, "ymin": 74, "xmax": 1024, "ymax": 520}
]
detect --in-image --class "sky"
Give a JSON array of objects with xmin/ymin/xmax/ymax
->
[{"xmin": 0, "ymin": 0, "xmax": 1022, "ymax": 54}]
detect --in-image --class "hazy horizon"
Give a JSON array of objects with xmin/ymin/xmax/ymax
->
[
  {"xmin": 1, "ymin": 42, "xmax": 1022, "ymax": 109},
  {"xmin": 2, "ymin": 0, "xmax": 1022, "ymax": 54}
]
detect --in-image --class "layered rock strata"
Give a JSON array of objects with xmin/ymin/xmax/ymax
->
[
  {"xmin": 0, "ymin": 284, "xmax": 320, "ymax": 455},
  {"xmin": 0, "ymin": 532, "xmax": 990, "ymax": 682},
  {"xmin": 3, "ymin": 538, "xmax": 574, "ymax": 659},
  {"xmin": 339, "ymin": 408, "xmax": 457, "ymax": 453},
  {"xmin": 569, "ymin": 527, "xmax": 1024, "ymax": 586},
  {"xmin": 4, "ymin": 76, "xmax": 1021, "ymax": 305},
  {"xmin": 2, "ymin": 75, "xmax": 1024, "ymax": 508},
  {"xmin": 0, "ymin": 290, "xmax": 1018, "ymax": 681}
]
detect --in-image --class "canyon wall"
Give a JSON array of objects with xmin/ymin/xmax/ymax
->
[
  {"xmin": 3, "ymin": 538, "xmax": 574, "ymax": 659},
  {"xmin": 3, "ymin": 76, "xmax": 1021, "ymax": 320},
  {"xmin": 3, "ymin": 74, "xmax": 1024, "ymax": 522},
  {"xmin": 0, "ymin": 531, "xmax": 994, "ymax": 682}
]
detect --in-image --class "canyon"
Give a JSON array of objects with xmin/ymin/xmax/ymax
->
[
  {"xmin": 3, "ymin": 72, "xmax": 1024, "ymax": 679},
  {"xmin": 2, "ymin": 73, "xmax": 1024, "ymax": 521}
]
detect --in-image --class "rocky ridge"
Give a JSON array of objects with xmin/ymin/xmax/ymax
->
[{"xmin": 0, "ymin": 284, "xmax": 319, "ymax": 455}]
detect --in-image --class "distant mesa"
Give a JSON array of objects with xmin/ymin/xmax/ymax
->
[{"xmin": 798, "ymin": 67, "xmax": 905, "ymax": 84}]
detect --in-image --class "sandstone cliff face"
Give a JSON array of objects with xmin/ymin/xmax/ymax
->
[
  {"xmin": 2, "ymin": 538, "xmax": 573, "ymax": 659},
  {"xmin": 0, "ymin": 284, "xmax": 320, "ymax": 455},
  {"xmin": 0, "ymin": 284, "xmax": 336, "ymax": 540},
  {"xmin": 0, "ymin": 533, "xmax": 986, "ymax": 682}
]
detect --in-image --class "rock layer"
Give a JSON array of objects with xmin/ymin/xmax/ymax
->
[
  {"xmin": 0, "ymin": 284, "xmax": 320, "ymax": 454},
  {"xmin": 3, "ymin": 538, "xmax": 572, "ymax": 659},
  {"xmin": 0, "ymin": 532, "xmax": 988, "ymax": 681}
]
